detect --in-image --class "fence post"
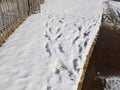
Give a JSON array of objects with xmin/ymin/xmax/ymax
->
[
  {"xmin": 40, "ymin": 0, "xmax": 44, "ymax": 4},
  {"xmin": 0, "ymin": 3, "xmax": 3, "ymax": 44},
  {"xmin": 16, "ymin": 0, "xmax": 21, "ymax": 19}
]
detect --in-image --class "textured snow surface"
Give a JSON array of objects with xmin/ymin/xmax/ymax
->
[
  {"xmin": 98, "ymin": 76, "xmax": 120, "ymax": 90},
  {"xmin": 102, "ymin": 0, "xmax": 120, "ymax": 28},
  {"xmin": 110, "ymin": 1, "xmax": 120, "ymax": 15},
  {"xmin": 0, "ymin": 0, "xmax": 103, "ymax": 90},
  {"xmin": 104, "ymin": 76, "xmax": 120, "ymax": 90}
]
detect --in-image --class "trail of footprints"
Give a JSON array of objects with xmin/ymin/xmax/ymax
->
[
  {"xmin": 44, "ymin": 16, "xmax": 65, "ymax": 56},
  {"xmin": 43, "ymin": 14, "xmax": 96, "ymax": 89}
]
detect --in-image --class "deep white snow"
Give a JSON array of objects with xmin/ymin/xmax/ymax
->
[{"xmin": 0, "ymin": 0, "xmax": 104, "ymax": 90}]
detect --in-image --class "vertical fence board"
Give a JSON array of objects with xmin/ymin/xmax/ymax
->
[{"xmin": 0, "ymin": 0, "xmax": 40, "ymax": 45}]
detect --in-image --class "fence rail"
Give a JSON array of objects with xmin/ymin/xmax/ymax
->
[{"xmin": 0, "ymin": 0, "xmax": 40, "ymax": 44}]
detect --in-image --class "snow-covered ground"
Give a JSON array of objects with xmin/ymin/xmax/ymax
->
[
  {"xmin": 102, "ymin": 0, "xmax": 120, "ymax": 28},
  {"xmin": 104, "ymin": 76, "xmax": 120, "ymax": 90},
  {"xmin": 0, "ymin": 0, "xmax": 104, "ymax": 90},
  {"xmin": 110, "ymin": 0, "xmax": 120, "ymax": 16},
  {"xmin": 98, "ymin": 76, "xmax": 120, "ymax": 90}
]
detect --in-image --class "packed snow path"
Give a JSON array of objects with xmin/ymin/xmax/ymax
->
[{"xmin": 0, "ymin": 0, "xmax": 103, "ymax": 90}]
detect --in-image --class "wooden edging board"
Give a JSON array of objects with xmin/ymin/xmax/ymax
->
[{"xmin": 77, "ymin": 27, "xmax": 100, "ymax": 90}]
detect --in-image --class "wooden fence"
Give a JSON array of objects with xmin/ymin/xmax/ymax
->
[
  {"xmin": 40, "ymin": 0, "xmax": 45, "ymax": 4},
  {"xmin": 0, "ymin": 0, "xmax": 40, "ymax": 44}
]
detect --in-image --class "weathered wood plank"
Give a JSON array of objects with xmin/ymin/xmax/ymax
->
[{"xmin": 0, "ymin": 0, "xmax": 40, "ymax": 45}]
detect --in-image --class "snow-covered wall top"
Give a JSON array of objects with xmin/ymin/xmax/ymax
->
[
  {"xmin": 0, "ymin": 0, "xmax": 104, "ymax": 90},
  {"xmin": 102, "ymin": 1, "xmax": 120, "ymax": 29}
]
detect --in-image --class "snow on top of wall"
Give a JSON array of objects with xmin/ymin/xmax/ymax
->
[
  {"xmin": 102, "ymin": 0, "xmax": 120, "ymax": 29},
  {"xmin": 110, "ymin": 1, "xmax": 120, "ymax": 17}
]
